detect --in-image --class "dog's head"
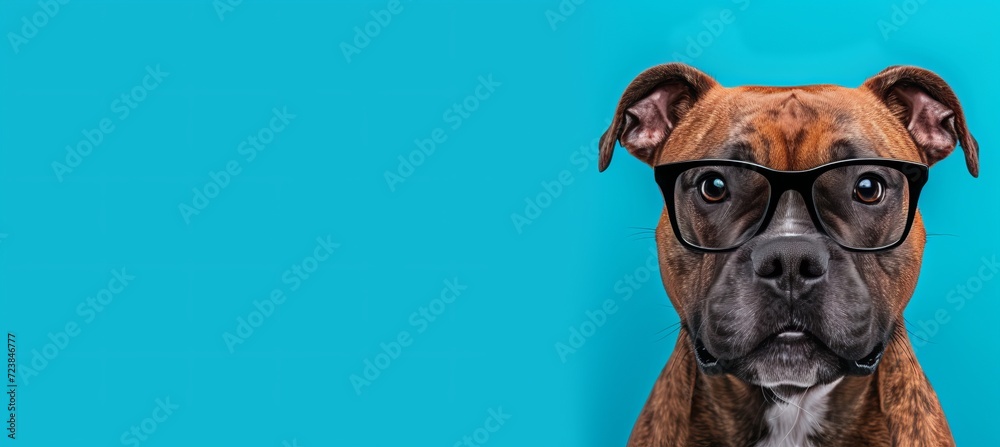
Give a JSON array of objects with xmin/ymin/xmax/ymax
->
[{"xmin": 600, "ymin": 64, "xmax": 978, "ymax": 390}]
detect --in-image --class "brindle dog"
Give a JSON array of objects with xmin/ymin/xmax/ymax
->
[{"xmin": 599, "ymin": 63, "xmax": 978, "ymax": 446}]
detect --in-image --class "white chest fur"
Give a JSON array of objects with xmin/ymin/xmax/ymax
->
[{"xmin": 756, "ymin": 378, "xmax": 842, "ymax": 447}]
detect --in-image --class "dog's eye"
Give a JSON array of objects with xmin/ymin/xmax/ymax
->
[
  {"xmin": 699, "ymin": 174, "xmax": 728, "ymax": 203},
  {"xmin": 853, "ymin": 175, "xmax": 885, "ymax": 204}
]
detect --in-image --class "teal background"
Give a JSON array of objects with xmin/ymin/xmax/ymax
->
[{"xmin": 1, "ymin": 0, "xmax": 997, "ymax": 446}]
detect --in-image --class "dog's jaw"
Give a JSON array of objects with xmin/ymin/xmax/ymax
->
[{"xmin": 756, "ymin": 378, "xmax": 842, "ymax": 447}]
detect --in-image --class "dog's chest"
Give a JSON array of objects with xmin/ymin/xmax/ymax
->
[{"xmin": 755, "ymin": 379, "xmax": 841, "ymax": 447}]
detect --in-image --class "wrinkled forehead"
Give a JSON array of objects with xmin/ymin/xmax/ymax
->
[{"xmin": 663, "ymin": 85, "xmax": 920, "ymax": 170}]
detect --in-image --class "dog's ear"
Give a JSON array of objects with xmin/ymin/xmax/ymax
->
[
  {"xmin": 862, "ymin": 66, "xmax": 979, "ymax": 177},
  {"xmin": 598, "ymin": 63, "xmax": 718, "ymax": 172}
]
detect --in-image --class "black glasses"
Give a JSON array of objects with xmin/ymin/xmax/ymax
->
[{"xmin": 654, "ymin": 158, "xmax": 929, "ymax": 253}]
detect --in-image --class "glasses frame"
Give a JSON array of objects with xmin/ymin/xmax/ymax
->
[{"xmin": 654, "ymin": 158, "xmax": 929, "ymax": 253}]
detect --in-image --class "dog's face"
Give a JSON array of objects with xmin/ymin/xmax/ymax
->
[{"xmin": 600, "ymin": 64, "xmax": 979, "ymax": 390}]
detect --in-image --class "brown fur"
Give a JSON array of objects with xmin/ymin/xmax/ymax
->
[{"xmin": 601, "ymin": 64, "xmax": 977, "ymax": 446}]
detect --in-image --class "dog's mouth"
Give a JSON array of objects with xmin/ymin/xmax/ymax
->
[
  {"xmin": 693, "ymin": 337, "xmax": 719, "ymax": 368},
  {"xmin": 692, "ymin": 326, "xmax": 886, "ymax": 377},
  {"xmin": 850, "ymin": 342, "xmax": 885, "ymax": 374}
]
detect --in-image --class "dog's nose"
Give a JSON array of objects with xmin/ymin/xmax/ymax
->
[{"xmin": 751, "ymin": 235, "xmax": 830, "ymax": 287}]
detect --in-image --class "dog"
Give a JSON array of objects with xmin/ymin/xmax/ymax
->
[{"xmin": 599, "ymin": 63, "xmax": 978, "ymax": 446}]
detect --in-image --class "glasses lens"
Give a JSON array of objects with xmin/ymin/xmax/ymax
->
[
  {"xmin": 673, "ymin": 165, "xmax": 770, "ymax": 250},
  {"xmin": 813, "ymin": 165, "xmax": 910, "ymax": 249}
]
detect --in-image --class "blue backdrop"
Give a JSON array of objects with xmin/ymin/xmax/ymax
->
[{"xmin": 1, "ymin": 0, "xmax": 997, "ymax": 446}]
